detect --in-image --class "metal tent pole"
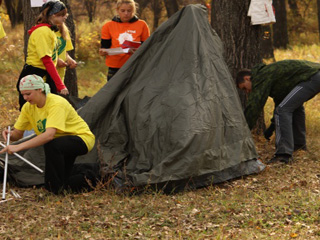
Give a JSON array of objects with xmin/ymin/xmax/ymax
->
[
  {"xmin": 2, "ymin": 126, "xmax": 11, "ymax": 200},
  {"xmin": 0, "ymin": 142, "xmax": 43, "ymax": 173}
]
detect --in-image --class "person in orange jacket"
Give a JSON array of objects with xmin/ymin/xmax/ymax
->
[{"xmin": 99, "ymin": 0, "xmax": 150, "ymax": 80}]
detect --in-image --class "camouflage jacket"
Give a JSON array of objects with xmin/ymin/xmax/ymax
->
[{"xmin": 245, "ymin": 60, "xmax": 320, "ymax": 129}]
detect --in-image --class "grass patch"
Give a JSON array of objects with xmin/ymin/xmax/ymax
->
[{"xmin": 77, "ymin": 59, "xmax": 107, "ymax": 98}]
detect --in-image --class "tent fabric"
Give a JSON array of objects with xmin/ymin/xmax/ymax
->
[
  {"xmin": 1, "ymin": 4, "xmax": 265, "ymax": 191},
  {"xmin": 78, "ymin": 4, "xmax": 264, "ymax": 189},
  {"xmin": 0, "ymin": 135, "xmax": 45, "ymax": 187}
]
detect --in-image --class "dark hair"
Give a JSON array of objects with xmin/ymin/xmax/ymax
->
[
  {"xmin": 36, "ymin": 1, "xmax": 67, "ymax": 25},
  {"xmin": 40, "ymin": 1, "xmax": 66, "ymax": 16},
  {"xmin": 35, "ymin": 3, "xmax": 68, "ymax": 35},
  {"xmin": 236, "ymin": 69, "xmax": 252, "ymax": 87}
]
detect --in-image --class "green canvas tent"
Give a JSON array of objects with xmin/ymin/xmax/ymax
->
[{"xmin": 1, "ymin": 4, "xmax": 264, "ymax": 192}]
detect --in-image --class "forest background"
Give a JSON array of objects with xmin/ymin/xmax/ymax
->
[{"xmin": 1, "ymin": 0, "xmax": 320, "ymax": 239}]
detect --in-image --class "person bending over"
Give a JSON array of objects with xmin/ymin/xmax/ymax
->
[
  {"xmin": 1, "ymin": 75, "xmax": 95, "ymax": 194},
  {"xmin": 236, "ymin": 60, "xmax": 320, "ymax": 164}
]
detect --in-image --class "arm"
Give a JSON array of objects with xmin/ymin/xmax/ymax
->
[
  {"xmin": 99, "ymin": 39, "xmax": 111, "ymax": 56},
  {"xmin": 264, "ymin": 117, "xmax": 275, "ymax": 140},
  {"xmin": 57, "ymin": 54, "xmax": 77, "ymax": 69},
  {"xmin": 41, "ymin": 55, "xmax": 69, "ymax": 95},
  {"xmin": 0, "ymin": 128, "xmax": 56, "ymax": 155},
  {"xmin": 244, "ymin": 87, "xmax": 270, "ymax": 129},
  {"xmin": 128, "ymin": 41, "xmax": 144, "ymax": 53}
]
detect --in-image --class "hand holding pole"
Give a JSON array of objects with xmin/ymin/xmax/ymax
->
[{"xmin": 0, "ymin": 141, "xmax": 43, "ymax": 173}]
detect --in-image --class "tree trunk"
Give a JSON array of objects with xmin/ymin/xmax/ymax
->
[
  {"xmin": 21, "ymin": 0, "xmax": 40, "ymax": 57},
  {"xmin": 261, "ymin": 25, "xmax": 275, "ymax": 60},
  {"xmin": 211, "ymin": 0, "xmax": 262, "ymax": 81},
  {"xmin": 273, "ymin": 0, "xmax": 289, "ymax": 49},
  {"xmin": 4, "ymin": 0, "xmax": 23, "ymax": 28},
  {"xmin": 317, "ymin": 0, "xmax": 320, "ymax": 42},
  {"xmin": 211, "ymin": 0, "xmax": 265, "ymax": 133},
  {"xmin": 288, "ymin": 0, "xmax": 301, "ymax": 18},
  {"xmin": 83, "ymin": 0, "xmax": 98, "ymax": 23},
  {"xmin": 163, "ymin": 0, "xmax": 179, "ymax": 17},
  {"xmin": 152, "ymin": 0, "xmax": 163, "ymax": 30},
  {"xmin": 62, "ymin": 0, "xmax": 78, "ymax": 97},
  {"xmin": 287, "ymin": 0, "xmax": 303, "ymax": 34},
  {"xmin": 21, "ymin": 0, "xmax": 78, "ymax": 96},
  {"xmin": 135, "ymin": 0, "xmax": 150, "ymax": 17}
]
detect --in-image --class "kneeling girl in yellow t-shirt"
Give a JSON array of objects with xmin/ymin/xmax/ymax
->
[{"xmin": 0, "ymin": 75, "xmax": 95, "ymax": 194}]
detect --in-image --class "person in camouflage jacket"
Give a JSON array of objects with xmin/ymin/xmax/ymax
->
[{"xmin": 236, "ymin": 60, "xmax": 320, "ymax": 164}]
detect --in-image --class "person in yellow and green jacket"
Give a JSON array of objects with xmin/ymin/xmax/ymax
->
[
  {"xmin": 55, "ymin": 21, "xmax": 77, "ymax": 81},
  {"xmin": 17, "ymin": 0, "xmax": 69, "ymax": 110}
]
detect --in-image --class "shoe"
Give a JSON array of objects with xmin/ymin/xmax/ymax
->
[{"xmin": 267, "ymin": 154, "xmax": 293, "ymax": 165}]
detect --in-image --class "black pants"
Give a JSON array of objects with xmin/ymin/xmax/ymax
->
[
  {"xmin": 68, "ymin": 162, "xmax": 100, "ymax": 192},
  {"xmin": 107, "ymin": 67, "xmax": 119, "ymax": 80},
  {"xmin": 17, "ymin": 64, "xmax": 57, "ymax": 110},
  {"xmin": 44, "ymin": 135, "xmax": 89, "ymax": 194}
]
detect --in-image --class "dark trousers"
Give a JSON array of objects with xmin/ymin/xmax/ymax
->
[
  {"xmin": 275, "ymin": 71, "xmax": 320, "ymax": 156},
  {"xmin": 44, "ymin": 135, "xmax": 88, "ymax": 194},
  {"xmin": 17, "ymin": 64, "xmax": 57, "ymax": 110}
]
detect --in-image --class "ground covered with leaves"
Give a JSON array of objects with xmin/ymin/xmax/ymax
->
[
  {"xmin": 1, "ymin": 67, "xmax": 320, "ymax": 240},
  {"xmin": 1, "ymin": 142, "xmax": 320, "ymax": 239},
  {"xmin": 1, "ymin": 24, "xmax": 320, "ymax": 240}
]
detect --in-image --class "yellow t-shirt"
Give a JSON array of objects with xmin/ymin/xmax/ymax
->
[
  {"xmin": 0, "ymin": 20, "xmax": 6, "ymax": 39},
  {"xmin": 14, "ymin": 94, "xmax": 95, "ymax": 151},
  {"xmin": 56, "ymin": 30, "xmax": 74, "ymax": 81},
  {"xmin": 26, "ymin": 26, "xmax": 58, "ymax": 70}
]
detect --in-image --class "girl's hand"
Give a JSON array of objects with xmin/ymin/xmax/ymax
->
[
  {"xmin": 60, "ymin": 88, "xmax": 69, "ymax": 95},
  {"xmin": 129, "ymin": 48, "xmax": 138, "ymax": 54},
  {"xmin": 2, "ymin": 129, "xmax": 10, "ymax": 142},
  {"xmin": 99, "ymin": 48, "xmax": 109, "ymax": 56},
  {"xmin": 57, "ymin": 59, "xmax": 68, "ymax": 68},
  {"xmin": 67, "ymin": 59, "xmax": 77, "ymax": 69},
  {"xmin": 0, "ymin": 144, "xmax": 21, "ymax": 155},
  {"xmin": 1, "ymin": 128, "xmax": 23, "ymax": 142}
]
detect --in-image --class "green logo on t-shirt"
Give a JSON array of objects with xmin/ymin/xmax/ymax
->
[
  {"xmin": 52, "ymin": 44, "xmax": 57, "ymax": 61},
  {"xmin": 57, "ymin": 36, "xmax": 67, "ymax": 56},
  {"xmin": 37, "ymin": 119, "xmax": 47, "ymax": 133}
]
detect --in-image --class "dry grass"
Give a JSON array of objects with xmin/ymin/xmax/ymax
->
[
  {"xmin": 1, "ymin": 19, "xmax": 320, "ymax": 240},
  {"xmin": 1, "ymin": 150, "xmax": 320, "ymax": 239}
]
